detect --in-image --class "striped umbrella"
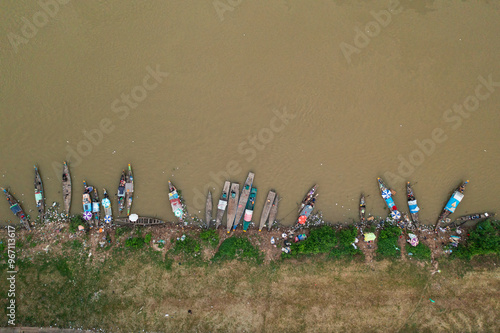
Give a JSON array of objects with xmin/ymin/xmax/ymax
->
[
  {"xmin": 382, "ymin": 189, "xmax": 392, "ymax": 199},
  {"xmin": 83, "ymin": 211, "xmax": 92, "ymax": 221},
  {"xmin": 102, "ymin": 198, "xmax": 111, "ymax": 208},
  {"xmin": 104, "ymin": 215, "xmax": 112, "ymax": 223},
  {"xmin": 391, "ymin": 210, "xmax": 401, "ymax": 220}
]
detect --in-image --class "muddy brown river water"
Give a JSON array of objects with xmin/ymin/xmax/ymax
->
[{"xmin": 1, "ymin": 0, "xmax": 499, "ymax": 226}]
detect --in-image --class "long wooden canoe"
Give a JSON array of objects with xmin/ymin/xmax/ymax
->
[
  {"xmin": 359, "ymin": 194, "xmax": 366, "ymax": 223},
  {"xmin": 117, "ymin": 170, "xmax": 126, "ymax": 215},
  {"xmin": 62, "ymin": 161, "xmax": 71, "ymax": 215},
  {"xmin": 206, "ymin": 190, "xmax": 213, "ymax": 228},
  {"xmin": 34, "ymin": 165, "xmax": 45, "ymax": 221},
  {"xmin": 125, "ymin": 164, "xmax": 134, "ymax": 216},
  {"xmin": 226, "ymin": 183, "xmax": 239, "ymax": 232},
  {"xmin": 435, "ymin": 180, "xmax": 469, "ymax": 230},
  {"xmin": 215, "ymin": 181, "xmax": 230, "ymax": 229},
  {"xmin": 242, "ymin": 187, "xmax": 257, "ymax": 231},
  {"xmin": 298, "ymin": 185, "xmax": 317, "ymax": 213},
  {"xmin": 92, "ymin": 187, "xmax": 100, "ymax": 226},
  {"xmin": 406, "ymin": 182, "xmax": 420, "ymax": 225},
  {"xmin": 233, "ymin": 172, "xmax": 255, "ymax": 230},
  {"xmin": 267, "ymin": 194, "xmax": 279, "ymax": 231},
  {"xmin": 168, "ymin": 181, "xmax": 185, "ymax": 221},
  {"xmin": 377, "ymin": 177, "xmax": 401, "ymax": 220},
  {"xmin": 447, "ymin": 212, "xmax": 493, "ymax": 228},
  {"xmin": 102, "ymin": 188, "xmax": 112, "ymax": 223},
  {"xmin": 115, "ymin": 216, "xmax": 165, "ymax": 226},
  {"xmin": 82, "ymin": 181, "xmax": 93, "ymax": 222},
  {"xmin": 259, "ymin": 190, "xmax": 275, "ymax": 231},
  {"xmin": 2, "ymin": 187, "xmax": 31, "ymax": 230}
]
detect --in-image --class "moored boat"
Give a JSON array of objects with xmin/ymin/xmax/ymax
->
[
  {"xmin": 242, "ymin": 187, "xmax": 257, "ymax": 231},
  {"xmin": 117, "ymin": 170, "xmax": 126, "ymax": 215},
  {"xmin": 377, "ymin": 177, "xmax": 401, "ymax": 220},
  {"xmin": 299, "ymin": 184, "xmax": 317, "ymax": 213},
  {"xmin": 82, "ymin": 181, "xmax": 92, "ymax": 222},
  {"xmin": 233, "ymin": 172, "xmax": 255, "ymax": 230},
  {"xmin": 102, "ymin": 188, "xmax": 112, "ymax": 223},
  {"xmin": 448, "ymin": 212, "xmax": 493, "ymax": 227},
  {"xmin": 435, "ymin": 180, "xmax": 469, "ymax": 230},
  {"xmin": 406, "ymin": 182, "xmax": 420, "ymax": 225},
  {"xmin": 215, "ymin": 181, "xmax": 230, "ymax": 229},
  {"xmin": 115, "ymin": 214, "xmax": 165, "ymax": 226},
  {"xmin": 206, "ymin": 190, "xmax": 213, "ymax": 228},
  {"xmin": 359, "ymin": 194, "xmax": 366, "ymax": 223},
  {"xmin": 2, "ymin": 187, "xmax": 31, "ymax": 230},
  {"xmin": 62, "ymin": 161, "xmax": 71, "ymax": 215},
  {"xmin": 168, "ymin": 181, "xmax": 184, "ymax": 221},
  {"xmin": 125, "ymin": 164, "xmax": 134, "ymax": 216},
  {"xmin": 259, "ymin": 190, "xmax": 276, "ymax": 231},
  {"xmin": 92, "ymin": 187, "xmax": 100, "ymax": 225},
  {"xmin": 34, "ymin": 165, "xmax": 45, "ymax": 221},
  {"xmin": 267, "ymin": 194, "xmax": 279, "ymax": 231},
  {"xmin": 226, "ymin": 183, "xmax": 239, "ymax": 232}
]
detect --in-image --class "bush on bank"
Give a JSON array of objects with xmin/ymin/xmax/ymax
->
[
  {"xmin": 376, "ymin": 225, "xmax": 401, "ymax": 260},
  {"xmin": 452, "ymin": 220, "xmax": 500, "ymax": 260}
]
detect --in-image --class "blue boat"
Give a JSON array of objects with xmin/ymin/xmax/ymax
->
[
  {"xmin": 377, "ymin": 177, "xmax": 401, "ymax": 220},
  {"xmin": 436, "ymin": 180, "xmax": 469, "ymax": 229}
]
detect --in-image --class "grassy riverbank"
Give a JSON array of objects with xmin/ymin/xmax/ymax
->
[{"xmin": 0, "ymin": 220, "xmax": 499, "ymax": 332}]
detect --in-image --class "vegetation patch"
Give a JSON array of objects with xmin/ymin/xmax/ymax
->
[
  {"xmin": 125, "ymin": 236, "xmax": 146, "ymax": 249},
  {"xmin": 213, "ymin": 236, "xmax": 262, "ymax": 264},
  {"xmin": 68, "ymin": 215, "xmax": 84, "ymax": 233},
  {"xmin": 376, "ymin": 225, "xmax": 401, "ymax": 260},
  {"xmin": 283, "ymin": 226, "xmax": 338, "ymax": 258},
  {"xmin": 452, "ymin": 220, "xmax": 500, "ymax": 260},
  {"xmin": 200, "ymin": 229, "xmax": 219, "ymax": 248},
  {"xmin": 172, "ymin": 235, "xmax": 201, "ymax": 256},
  {"xmin": 330, "ymin": 226, "xmax": 363, "ymax": 260},
  {"xmin": 406, "ymin": 242, "xmax": 431, "ymax": 260}
]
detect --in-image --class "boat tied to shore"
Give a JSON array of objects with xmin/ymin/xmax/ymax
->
[
  {"xmin": 259, "ymin": 190, "xmax": 276, "ymax": 231},
  {"xmin": 445, "ymin": 212, "xmax": 494, "ymax": 228},
  {"xmin": 435, "ymin": 180, "xmax": 469, "ymax": 230},
  {"xmin": 117, "ymin": 170, "xmax": 126, "ymax": 215},
  {"xmin": 82, "ymin": 181, "xmax": 92, "ymax": 221},
  {"xmin": 242, "ymin": 187, "xmax": 257, "ymax": 231},
  {"xmin": 215, "ymin": 181, "xmax": 230, "ymax": 229},
  {"xmin": 92, "ymin": 187, "xmax": 100, "ymax": 225},
  {"xmin": 226, "ymin": 183, "xmax": 239, "ymax": 232},
  {"xmin": 377, "ymin": 178, "xmax": 401, "ymax": 220},
  {"xmin": 297, "ymin": 186, "xmax": 317, "ymax": 226},
  {"xmin": 406, "ymin": 182, "xmax": 420, "ymax": 225},
  {"xmin": 34, "ymin": 165, "xmax": 45, "ymax": 221},
  {"xmin": 267, "ymin": 194, "xmax": 279, "ymax": 231},
  {"xmin": 102, "ymin": 188, "xmax": 112, "ymax": 223},
  {"xmin": 62, "ymin": 161, "xmax": 71, "ymax": 215},
  {"xmin": 2, "ymin": 187, "xmax": 31, "ymax": 230},
  {"xmin": 168, "ymin": 181, "xmax": 184, "ymax": 221},
  {"xmin": 115, "ymin": 214, "xmax": 165, "ymax": 226},
  {"xmin": 233, "ymin": 172, "xmax": 255, "ymax": 230},
  {"xmin": 206, "ymin": 190, "xmax": 212, "ymax": 228},
  {"xmin": 359, "ymin": 194, "xmax": 366, "ymax": 223},
  {"xmin": 125, "ymin": 164, "xmax": 134, "ymax": 216}
]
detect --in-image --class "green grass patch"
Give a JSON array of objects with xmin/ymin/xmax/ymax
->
[
  {"xmin": 283, "ymin": 226, "xmax": 338, "ymax": 258},
  {"xmin": 213, "ymin": 236, "xmax": 262, "ymax": 264},
  {"xmin": 172, "ymin": 235, "xmax": 201, "ymax": 256},
  {"xmin": 125, "ymin": 236, "xmax": 145, "ymax": 249},
  {"xmin": 330, "ymin": 226, "xmax": 363, "ymax": 260},
  {"xmin": 200, "ymin": 229, "xmax": 219, "ymax": 248},
  {"xmin": 452, "ymin": 220, "xmax": 500, "ymax": 260},
  {"xmin": 406, "ymin": 242, "xmax": 431, "ymax": 260},
  {"xmin": 68, "ymin": 215, "xmax": 84, "ymax": 233},
  {"xmin": 376, "ymin": 225, "xmax": 401, "ymax": 260}
]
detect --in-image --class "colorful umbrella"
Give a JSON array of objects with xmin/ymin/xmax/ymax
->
[
  {"xmin": 104, "ymin": 215, "xmax": 112, "ymax": 223},
  {"xmin": 174, "ymin": 209, "xmax": 183, "ymax": 217},
  {"xmin": 408, "ymin": 234, "xmax": 419, "ymax": 247},
  {"xmin": 83, "ymin": 211, "xmax": 92, "ymax": 220},
  {"xmin": 391, "ymin": 210, "xmax": 401, "ymax": 219},
  {"xmin": 298, "ymin": 215, "xmax": 307, "ymax": 224},
  {"xmin": 382, "ymin": 189, "xmax": 392, "ymax": 199},
  {"xmin": 129, "ymin": 214, "xmax": 139, "ymax": 222},
  {"xmin": 102, "ymin": 198, "xmax": 111, "ymax": 208}
]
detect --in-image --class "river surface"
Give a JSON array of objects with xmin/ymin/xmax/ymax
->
[{"xmin": 1, "ymin": 0, "xmax": 499, "ymax": 226}]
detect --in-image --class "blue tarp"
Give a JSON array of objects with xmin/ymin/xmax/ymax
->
[
  {"xmin": 10, "ymin": 204, "xmax": 22, "ymax": 214},
  {"xmin": 84, "ymin": 203, "xmax": 91, "ymax": 212},
  {"xmin": 384, "ymin": 197, "xmax": 396, "ymax": 209},
  {"xmin": 445, "ymin": 191, "xmax": 464, "ymax": 213},
  {"xmin": 408, "ymin": 200, "xmax": 419, "ymax": 213}
]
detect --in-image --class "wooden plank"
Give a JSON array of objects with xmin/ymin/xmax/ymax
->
[
  {"xmin": 206, "ymin": 191, "xmax": 212, "ymax": 227},
  {"xmin": 62, "ymin": 161, "xmax": 71, "ymax": 215},
  {"xmin": 215, "ymin": 181, "xmax": 230, "ymax": 229},
  {"xmin": 267, "ymin": 194, "xmax": 279, "ymax": 231},
  {"xmin": 258, "ymin": 191, "xmax": 275, "ymax": 231},
  {"xmin": 233, "ymin": 172, "xmax": 255, "ymax": 230},
  {"xmin": 226, "ymin": 183, "xmax": 239, "ymax": 232}
]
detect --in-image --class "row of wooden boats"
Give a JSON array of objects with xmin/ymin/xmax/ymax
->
[
  {"xmin": 1, "ymin": 164, "xmax": 494, "ymax": 231},
  {"xmin": 202, "ymin": 172, "xmax": 280, "ymax": 232}
]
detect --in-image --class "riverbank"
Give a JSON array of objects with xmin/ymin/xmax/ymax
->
[{"xmin": 1, "ymin": 218, "xmax": 499, "ymax": 332}]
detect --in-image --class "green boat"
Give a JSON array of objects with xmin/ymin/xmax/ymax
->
[{"xmin": 242, "ymin": 187, "xmax": 257, "ymax": 231}]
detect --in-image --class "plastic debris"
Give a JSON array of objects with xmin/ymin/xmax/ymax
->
[
  {"xmin": 270, "ymin": 237, "xmax": 275, "ymax": 245},
  {"xmin": 180, "ymin": 234, "xmax": 186, "ymax": 241},
  {"xmin": 429, "ymin": 299, "xmax": 435, "ymax": 303}
]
